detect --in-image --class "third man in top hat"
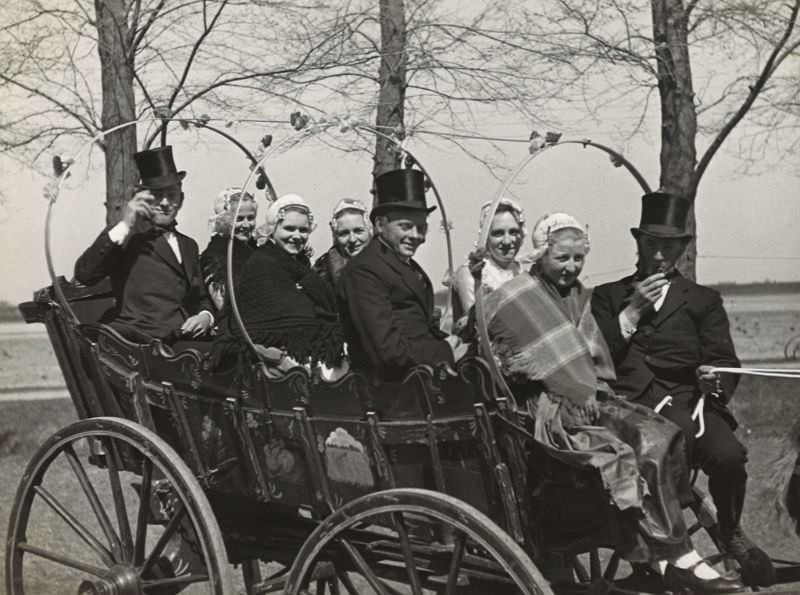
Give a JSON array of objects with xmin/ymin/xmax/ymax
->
[
  {"xmin": 591, "ymin": 191, "xmax": 774, "ymax": 587},
  {"xmin": 338, "ymin": 168, "xmax": 467, "ymax": 382}
]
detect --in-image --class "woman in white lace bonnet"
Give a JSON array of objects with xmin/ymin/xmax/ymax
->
[
  {"xmin": 312, "ymin": 198, "xmax": 372, "ymax": 287},
  {"xmin": 200, "ymin": 187, "xmax": 259, "ymax": 312},
  {"xmin": 453, "ymin": 197, "xmax": 526, "ymax": 319}
]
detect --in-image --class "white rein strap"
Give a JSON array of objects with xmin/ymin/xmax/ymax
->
[{"xmin": 707, "ymin": 366, "xmax": 800, "ymax": 379}]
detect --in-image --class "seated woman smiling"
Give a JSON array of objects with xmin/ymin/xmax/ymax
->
[
  {"xmin": 200, "ymin": 187, "xmax": 258, "ymax": 313},
  {"xmin": 216, "ymin": 194, "xmax": 348, "ymax": 380},
  {"xmin": 453, "ymin": 197, "xmax": 526, "ymax": 315}
]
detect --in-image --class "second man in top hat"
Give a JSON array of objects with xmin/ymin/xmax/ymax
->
[
  {"xmin": 338, "ymin": 168, "xmax": 467, "ymax": 382},
  {"xmin": 591, "ymin": 191, "xmax": 774, "ymax": 587},
  {"xmin": 74, "ymin": 145, "xmax": 214, "ymax": 344}
]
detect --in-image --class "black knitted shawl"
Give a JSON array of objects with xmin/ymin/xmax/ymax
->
[
  {"xmin": 225, "ymin": 240, "xmax": 345, "ymax": 367},
  {"xmin": 312, "ymin": 245, "xmax": 350, "ymax": 288},
  {"xmin": 200, "ymin": 234, "xmax": 257, "ymax": 294}
]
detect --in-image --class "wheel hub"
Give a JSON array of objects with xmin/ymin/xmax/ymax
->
[{"xmin": 76, "ymin": 564, "xmax": 141, "ymax": 595}]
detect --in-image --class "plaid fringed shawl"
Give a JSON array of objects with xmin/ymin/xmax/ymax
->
[
  {"xmin": 484, "ymin": 273, "xmax": 699, "ymax": 548},
  {"xmin": 485, "ymin": 272, "xmax": 616, "ymax": 408}
]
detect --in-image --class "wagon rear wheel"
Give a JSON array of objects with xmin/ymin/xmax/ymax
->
[
  {"xmin": 5, "ymin": 417, "xmax": 233, "ymax": 594},
  {"xmin": 284, "ymin": 488, "xmax": 553, "ymax": 595}
]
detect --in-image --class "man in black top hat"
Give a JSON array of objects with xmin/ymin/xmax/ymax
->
[
  {"xmin": 338, "ymin": 168, "xmax": 467, "ymax": 382},
  {"xmin": 591, "ymin": 191, "xmax": 774, "ymax": 587},
  {"xmin": 75, "ymin": 145, "xmax": 213, "ymax": 344}
]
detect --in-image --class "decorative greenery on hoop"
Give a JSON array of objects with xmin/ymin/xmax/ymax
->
[{"xmin": 473, "ymin": 134, "xmax": 652, "ymax": 402}]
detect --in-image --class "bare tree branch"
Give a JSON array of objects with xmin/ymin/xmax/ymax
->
[{"xmin": 692, "ymin": 0, "xmax": 800, "ymax": 194}]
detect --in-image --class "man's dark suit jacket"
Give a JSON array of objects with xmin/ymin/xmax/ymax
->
[
  {"xmin": 591, "ymin": 274, "xmax": 740, "ymax": 404},
  {"xmin": 338, "ymin": 238, "xmax": 453, "ymax": 381},
  {"xmin": 74, "ymin": 227, "xmax": 211, "ymax": 341}
]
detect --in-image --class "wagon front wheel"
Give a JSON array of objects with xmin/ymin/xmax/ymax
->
[
  {"xmin": 285, "ymin": 488, "xmax": 553, "ymax": 595},
  {"xmin": 6, "ymin": 417, "xmax": 233, "ymax": 594}
]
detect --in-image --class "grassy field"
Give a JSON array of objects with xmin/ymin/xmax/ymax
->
[{"xmin": 0, "ymin": 331, "xmax": 64, "ymax": 391}]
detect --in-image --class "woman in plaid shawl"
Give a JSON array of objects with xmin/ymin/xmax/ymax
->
[{"xmin": 484, "ymin": 213, "xmax": 742, "ymax": 590}]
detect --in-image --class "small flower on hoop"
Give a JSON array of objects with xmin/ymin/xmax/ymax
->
[
  {"xmin": 290, "ymin": 111, "xmax": 309, "ymax": 131},
  {"xmin": 528, "ymin": 130, "xmax": 546, "ymax": 153}
]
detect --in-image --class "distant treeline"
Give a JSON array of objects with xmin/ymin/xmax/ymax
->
[
  {"xmin": 710, "ymin": 280, "xmax": 800, "ymax": 295},
  {"xmin": 0, "ymin": 301, "xmax": 22, "ymax": 322}
]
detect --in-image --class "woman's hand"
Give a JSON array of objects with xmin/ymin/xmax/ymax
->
[
  {"xmin": 582, "ymin": 393, "xmax": 600, "ymax": 424},
  {"xmin": 467, "ymin": 249, "xmax": 488, "ymax": 280},
  {"xmin": 254, "ymin": 344, "xmax": 284, "ymax": 364}
]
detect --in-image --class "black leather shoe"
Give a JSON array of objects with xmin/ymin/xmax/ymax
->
[
  {"xmin": 721, "ymin": 527, "xmax": 776, "ymax": 587},
  {"xmin": 663, "ymin": 563, "xmax": 744, "ymax": 594}
]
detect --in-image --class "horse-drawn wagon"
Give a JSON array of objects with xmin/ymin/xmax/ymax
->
[{"xmin": 6, "ymin": 118, "xmax": 799, "ymax": 595}]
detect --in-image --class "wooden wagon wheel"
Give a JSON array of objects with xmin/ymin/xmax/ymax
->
[
  {"xmin": 5, "ymin": 417, "xmax": 233, "ymax": 595},
  {"xmin": 283, "ymin": 488, "xmax": 553, "ymax": 595}
]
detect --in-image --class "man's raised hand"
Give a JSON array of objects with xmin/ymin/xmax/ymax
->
[
  {"xmin": 122, "ymin": 190, "xmax": 155, "ymax": 227},
  {"xmin": 624, "ymin": 273, "xmax": 668, "ymax": 324}
]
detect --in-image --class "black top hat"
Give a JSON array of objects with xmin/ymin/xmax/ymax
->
[
  {"xmin": 134, "ymin": 146, "xmax": 186, "ymax": 189},
  {"xmin": 631, "ymin": 191, "xmax": 693, "ymax": 239},
  {"xmin": 370, "ymin": 169, "xmax": 436, "ymax": 221}
]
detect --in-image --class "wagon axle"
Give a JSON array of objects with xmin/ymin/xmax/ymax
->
[{"xmin": 77, "ymin": 565, "xmax": 140, "ymax": 595}]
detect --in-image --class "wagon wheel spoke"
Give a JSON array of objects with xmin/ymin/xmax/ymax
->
[
  {"xmin": 336, "ymin": 570, "xmax": 360, "ymax": 595},
  {"xmin": 140, "ymin": 500, "xmax": 187, "ymax": 578},
  {"xmin": 317, "ymin": 576, "xmax": 343, "ymax": 595},
  {"xmin": 141, "ymin": 572, "xmax": 210, "ymax": 590},
  {"xmin": 444, "ymin": 529, "xmax": 468, "ymax": 595},
  {"xmin": 603, "ymin": 551, "xmax": 621, "ymax": 581},
  {"xmin": 338, "ymin": 539, "xmax": 393, "ymax": 595},
  {"xmin": 134, "ymin": 455, "xmax": 154, "ymax": 566},
  {"xmin": 17, "ymin": 541, "xmax": 107, "ymax": 577},
  {"xmin": 571, "ymin": 556, "xmax": 590, "ymax": 583},
  {"xmin": 32, "ymin": 485, "xmax": 115, "ymax": 567},
  {"xmin": 103, "ymin": 436, "xmax": 134, "ymax": 561},
  {"xmin": 390, "ymin": 512, "xmax": 424, "ymax": 595},
  {"xmin": 589, "ymin": 548, "xmax": 601, "ymax": 579},
  {"xmin": 64, "ymin": 442, "xmax": 125, "ymax": 561}
]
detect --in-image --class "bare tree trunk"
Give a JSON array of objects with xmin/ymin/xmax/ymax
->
[
  {"xmin": 95, "ymin": 0, "xmax": 138, "ymax": 226},
  {"xmin": 651, "ymin": 0, "xmax": 698, "ymax": 278},
  {"xmin": 373, "ymin": 0, "xmax": 407, "ymax": 179}
]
